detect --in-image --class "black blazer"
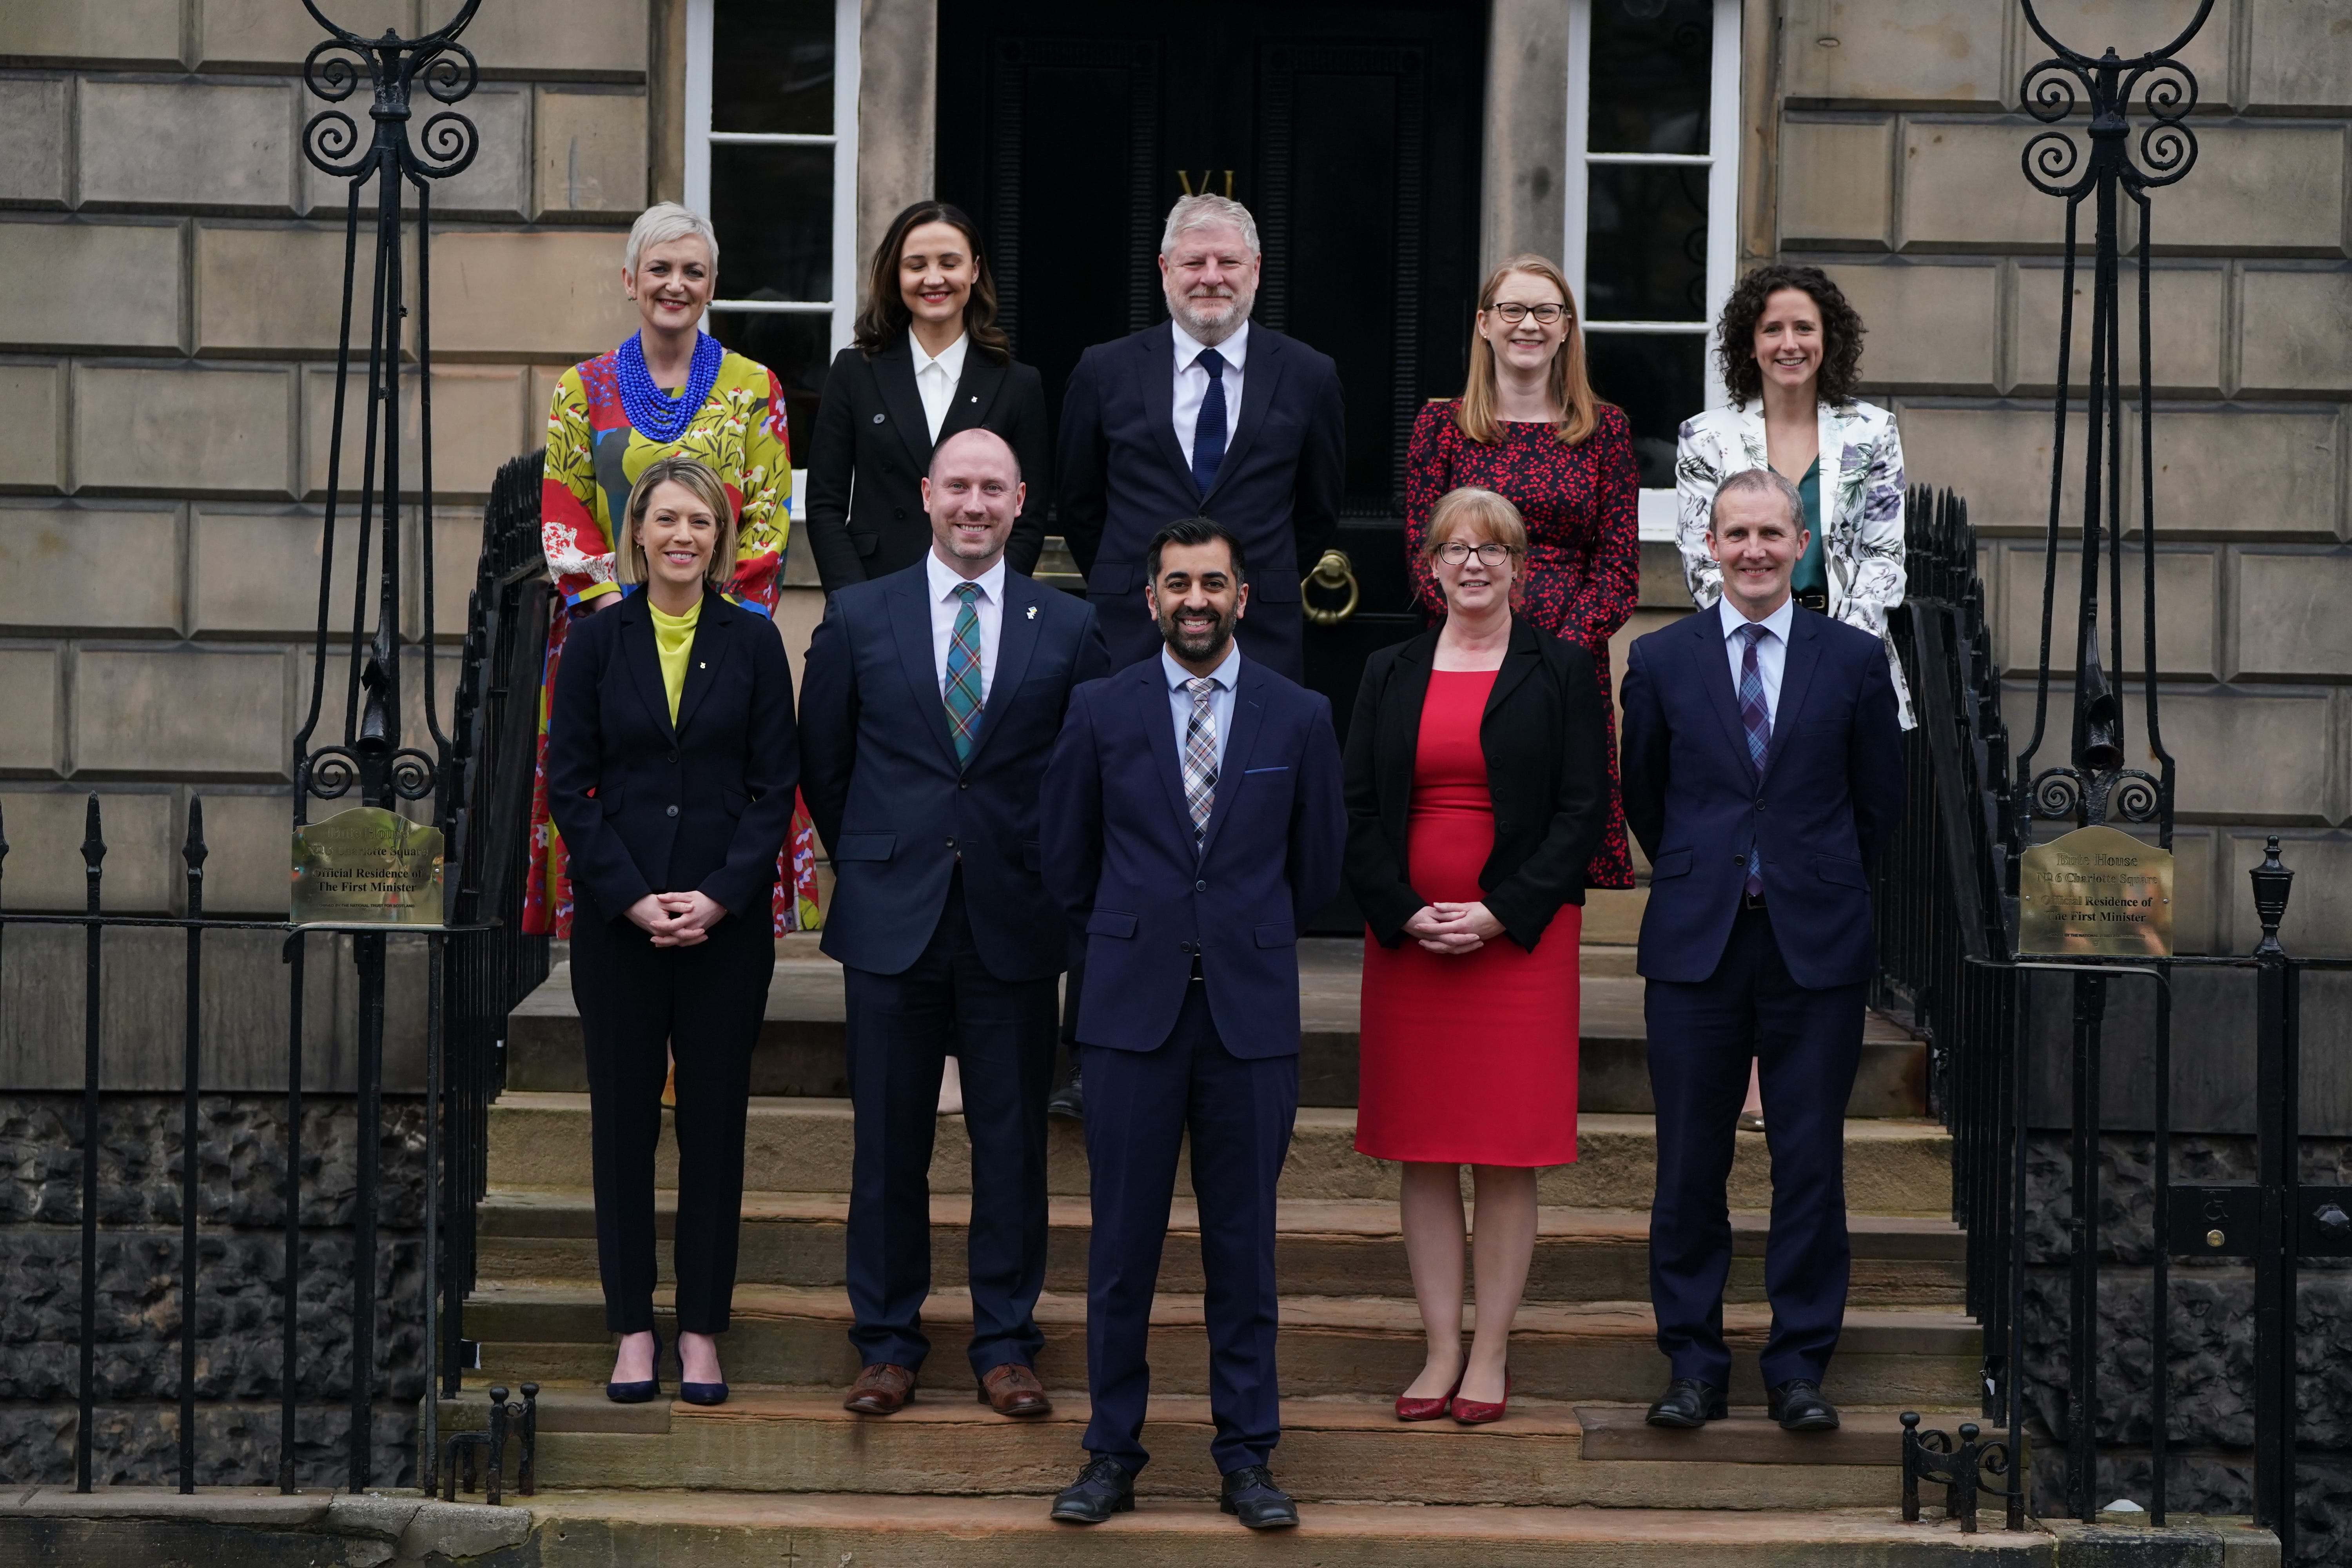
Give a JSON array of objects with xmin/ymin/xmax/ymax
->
[
  {"xmin": 802, "ymin": 333, "xmax": 1050, "ymax": 592},
  {"xmin": 543, "ymin": 588, "xmax": 800, "ymax": 922},
  {"xmin": 1343, "ymin": 617, "xmax": 1610, "ymax": 951}
]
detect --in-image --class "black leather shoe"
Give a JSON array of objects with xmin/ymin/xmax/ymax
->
[
  {"xmin": 1049, "ymin": 1455, "xmax": 1134, "ymax": 1524},
  {"xmin": 1219, "ymin": 1465, "xmax": 1300, "ymax": 1530},
  {"xmin": 1644, "ymin": 1377, "xmax": 1728, "ymax": 1428},
  {"xmin": 1047, "ymin": 1069, "xmax": 1085, "ymax": 1122},
  {"xmin": 1768, "ymin": 1379, "xmax": 1840, "ymax": 1431}
]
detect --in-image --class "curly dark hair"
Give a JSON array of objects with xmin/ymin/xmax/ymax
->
[{"xmin": 1715, "ymin": 264, "xmax": 1866, "ymax": 407}]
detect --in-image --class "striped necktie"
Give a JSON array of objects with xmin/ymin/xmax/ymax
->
[
  {"xmin": 944, "ymin": 583, "xmax": 984, "ymax": 763},
  {"xmin": 1737, "ymin": 623, "xmax": 1772, "ymax": 897},
  {"xmin": 1183, "ymin": 676, "xmax": 1219, "ymax": 847}
]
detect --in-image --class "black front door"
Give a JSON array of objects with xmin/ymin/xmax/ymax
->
[{"xmin": 936, "ymin": 0, "xmax": 1487, "ymax": 730}]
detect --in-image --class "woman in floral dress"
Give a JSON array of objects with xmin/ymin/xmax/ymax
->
[
  {"xmin": 527, "ymin": 201, "xmax": 819, "ymax": 938},
  {"xmin": 1403, "ymin": 254, "xmax": 1640, "ymax": 896}
]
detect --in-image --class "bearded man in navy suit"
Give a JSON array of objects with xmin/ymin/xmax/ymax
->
[
  {"xmin": 1039, "ymin": 518, "xmax": 1345, "ymax": 1531},
  {"xmin": 1056, "ymin": 194, "xmax": 1345, "ymax": 682},
  {"xmin": 1619, "ymin": 467, "xmax": 1904, "ymax": 1436}
]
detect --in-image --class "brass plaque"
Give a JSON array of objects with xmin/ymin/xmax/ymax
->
[
  {"xmin": 290, "ymin": 806, "xmax": 445, "ymax": 926},
  {"xmin": 2017, "ymin": 824, "xmax": 2172, "ymax": 957}
]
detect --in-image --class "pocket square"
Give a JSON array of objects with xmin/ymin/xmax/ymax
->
[{"xmin": 1243, "ymin": 766, "xmax": 1289, "ymax": 774}]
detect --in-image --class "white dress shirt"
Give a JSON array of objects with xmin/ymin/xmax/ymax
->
[
  {"xmin": 927, "ymin": 549, "xmax": 1006, "ymax": 704},
  {"xmin": 912, "ymin": 332, "xmax": 969, "ymax": 444},
  {"xmin": 1171, "ymin": 319, "xmax": 1249, "ymax": 471},
  {"xmin": 1717, "ymin": 592, "xmax": 1796, "ymax": 725},
  {"xmin": 1161, "ymin": 640, "xmax": 1241, "ymax": 777}
]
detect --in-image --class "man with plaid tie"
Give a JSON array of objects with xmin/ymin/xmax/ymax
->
[
  {"xmin": 1618, "ymin": 467, "xmax": 1904, "ymax": 1437},
  {"xmin": 1039, "ymin": 518, "xmax": 1345, "ymax": 1530},
  {"xmin": 800, "ymin": 427, "xmax": 1110, "ymax": 1421}
]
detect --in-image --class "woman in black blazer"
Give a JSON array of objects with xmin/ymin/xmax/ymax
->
[
  {"xmin": 1344, "ymin": 486, "xmax": 1610, "ymax": 1426},
  {"xmin": 544, "ymin": 456, "xmax": 800, "ymax": 1409},
  {"xmin": 803, "ymin": 199, "xmax": 1050, "ymax": 590}
]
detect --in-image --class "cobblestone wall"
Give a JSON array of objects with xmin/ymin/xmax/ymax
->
[
  {"xmin": 2018, "ymin": 1130, "xmax": 2352, "ymax": 1562},
  {"xmin": 0, "ymin": 1093, "xmax": 428, "ymax": 1488}
]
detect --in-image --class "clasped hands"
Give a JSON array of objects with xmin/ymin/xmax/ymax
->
[
  {"xmin": 627, "ymin": 890, "xmax": 728, "ymax": 947},
  {"xmin": 1403, "ymin": 901, "xmax": 1504, "ymax": 955}
]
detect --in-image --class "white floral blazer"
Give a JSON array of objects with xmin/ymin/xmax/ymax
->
[{"xmin": 1674, "ymin": 397, "xmax": 1914, "ymax": 728}]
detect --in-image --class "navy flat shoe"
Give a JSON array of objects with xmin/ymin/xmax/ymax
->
[
  {"xmin": 606, "ymin": 1330, "xmax": 663, "ymax": 1404},
  {"xmin": 681, "ymin": 1381, "xmax": 728, "ymax": 1406}
]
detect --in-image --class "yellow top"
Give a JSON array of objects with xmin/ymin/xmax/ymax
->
[{"xmin": 648, "ymin": 595, "xmax": 702, "ymax": 722}]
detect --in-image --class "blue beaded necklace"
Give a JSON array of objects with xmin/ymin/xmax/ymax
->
[{"xmin": 615, "ymin": 330, "xmax": 724, "ymax": 445}]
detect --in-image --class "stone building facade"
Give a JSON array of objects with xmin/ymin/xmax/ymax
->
[{"xmin": 0, "ymin": 0, "xmax": 2343, "ymax": 995}]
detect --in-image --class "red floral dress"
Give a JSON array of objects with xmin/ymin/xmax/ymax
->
[{"xmin": 1403, "ymin": 400, "xmax": 1639, "ymax": 890}]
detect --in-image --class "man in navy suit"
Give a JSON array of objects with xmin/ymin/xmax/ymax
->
[
  {"xmin": 799, "ymin": 427, "xmax": 1111, "ymax": 1421},
  {"xmin": 1619, "ymin": 467, "xmax": 1904, "ymax": 1435},
  {"xmin": 1039, "ymin": 518, "xmax": 1345, "ymax": 1530},
  {"xmin": 1056, "ymin": 194, "xmax": 1346, "ymax": 681}
]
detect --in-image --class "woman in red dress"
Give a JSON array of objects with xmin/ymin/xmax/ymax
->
[
  {"xmin": 1346, "ymin": 487, "xmax": 1611, "ymax": 1425},
  {"xmin": 1403, "ymin": 254, "xmax": 1639, "ymax": 896}
]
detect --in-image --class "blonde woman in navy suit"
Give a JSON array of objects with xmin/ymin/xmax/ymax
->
[{"xmin": 544, "ymin": 455, "xmax": 800, "ymax": 1410}]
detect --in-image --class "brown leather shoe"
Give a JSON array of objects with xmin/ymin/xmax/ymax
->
[
  {"xmin": 977, "ymin": 1362, "xmax": 1053, "ymax": 1418},
  {"xmin": 842, "ymin": 1363, "xmax": 917, "ymax": 1415}
]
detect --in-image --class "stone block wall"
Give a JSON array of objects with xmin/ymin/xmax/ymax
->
[
  {"xmin": 1771, "ymin": 0, "xmax": 2352, "ymax": 956},
  {"xmin": 0, "ymin": 0, "xmax": 655, "ymax": 941},
  {"xmin": 0, "ymin": 1092, "xmax": 427, "ymax": 1489}
]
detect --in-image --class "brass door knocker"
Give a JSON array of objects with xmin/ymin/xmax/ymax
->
[{"xmin": 1301, "ymin": 549, "xmax": 1360, "ymax": 626}]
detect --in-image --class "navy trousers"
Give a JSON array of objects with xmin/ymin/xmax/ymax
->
[
  {"xmin": 1081, "ymin": 977, "xmax": 1298, "ymax": 1474},
  {"xmin": 571, "ymin": 895, "xmax": 775, "ymax": 1335},
  {"xmin": 1644, "ymin": 903, "xmax": 1864, "ymax": 1390},
  {"xmin": 842, "ymin": 884, "xmax": 1059, "ymax": 1378}
]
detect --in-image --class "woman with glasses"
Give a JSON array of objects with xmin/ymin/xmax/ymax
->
[
  {"xmin": 1403, "ymin": 255, "xmax": 1640, "ymax": 906},
  {"xmin": 1346, "ymin": 486, "xmax": 1611, "ymax": 1427}
]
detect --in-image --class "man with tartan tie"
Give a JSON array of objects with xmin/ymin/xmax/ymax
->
[
  {"xmin": 1618, "ymin": 466, "xmax": 1904, "ymax": 1436},
  {"xmin": 800, "ymin": 427, "xmax": 1109, "ymax": 1419}
]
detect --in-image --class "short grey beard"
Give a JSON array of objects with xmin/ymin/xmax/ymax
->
[{"xmin": 1167, "ymin": 285, "xmax": 1256, "ymax": 346}]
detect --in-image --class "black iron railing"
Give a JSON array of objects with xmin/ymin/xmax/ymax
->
[{"xmin": 20, "ymin": 460, "xmax": 547, "ymax": 1497}]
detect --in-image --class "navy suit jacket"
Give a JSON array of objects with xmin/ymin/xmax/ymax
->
[
  {"xmin": 1041, "ymin": 653, "xmax": 1345, "ymax": 1058},
  {"xmin": 800, "ymin": 559, "xmax": 1110, "ymax": 983},
  {"xmin": 1055, "ymin": 321, "xmax": 1344, "ymax": 675},
  {"xmin": 1619, "ymin": 603, "xmax": 1904, "ymax": 990},
  {"xmin": 544, "ymin": 588, "xmax": 800, "ymax": 922}
]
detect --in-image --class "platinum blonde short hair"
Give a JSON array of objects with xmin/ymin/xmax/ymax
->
[
  {"xmin": 625, "ymin": 202, "xmax": 720, "ymax": 275},
  {"xmin": 1710, "ymin": 466, "xmax": 1806, "ymax": 535},
  {"xmin": 1160, "ymin": 194, "xmax": 1260, "ymax": 258}
]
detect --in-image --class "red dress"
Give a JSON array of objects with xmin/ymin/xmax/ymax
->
[
  {"xmin": 1403, "ymin": 401, "xmax": 1639, "ymax": 889},
  {"xmin": 1354, "ymin": 670, "xmax": 1582, "ymax": 1167}
]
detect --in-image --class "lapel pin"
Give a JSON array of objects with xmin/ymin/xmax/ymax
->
[
  {"xmin": 698, "ymin": 661, "xmax": 706, "ymax": 668},
  {"xmin": 872, "ymin": 412, "xmax": 885, "ymax": 424},
  {"xmin": 1027, "ymin": 604, "xmax": 1038, "ymax": 620}
]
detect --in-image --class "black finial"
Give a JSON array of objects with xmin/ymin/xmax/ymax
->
[{"xmin": 2249, "ymin": 834, "xmax": 2293, "ymax": 956}]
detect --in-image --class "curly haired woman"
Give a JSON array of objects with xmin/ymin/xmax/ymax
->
[{"xmin": 1674, "ymin": 264, "xmax": 1911, "ymax": 729}]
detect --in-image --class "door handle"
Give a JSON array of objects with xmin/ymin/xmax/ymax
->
[{"xmin": 1302, "ymin": 549, "xmax": 1360, "ymax": 626}]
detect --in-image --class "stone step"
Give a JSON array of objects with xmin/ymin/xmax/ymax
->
[
  {"xmin": 505, "ymin": 937, "xmax": 1926, "ymax": 1115},
  {"xmin": 484, "ymin": 1094, "xmax": 1958, "ymax": 1214},
  {"xmin": 464, "ymin": 1283, "xmax": 1982, "ymax": 1409},
  {"xmin": 437, "ymin": 1386, "xmax": 1988, "ymax": 1510},
  {"xmin": 475, "ymin": 1189, "xmax": 1967, "ymax": 1307},
  {"xmin": 502, "ymin": 1491, "xmax": 2050, "ymax": 1564}
]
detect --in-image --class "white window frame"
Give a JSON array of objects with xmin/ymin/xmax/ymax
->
[
  {"xmin": 1564, "ymin": 0, "xmax": 1741, "ymax": 541},
  {"xmin": 684, "ymin": 0, "xmax": 861, "ymax": 521}
]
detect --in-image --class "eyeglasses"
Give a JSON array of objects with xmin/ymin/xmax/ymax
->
[
  {"xmin": 1488, "ymin": 302, "xmax": 1568, "ymax": 326},
  {"xmin": 1434, "ymin": 541, "xmax": 1514, "ymax": 567}
]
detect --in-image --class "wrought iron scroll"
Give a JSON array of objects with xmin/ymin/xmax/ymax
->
[
  {"xmin": 2010, "ymin": 0, "xmax": 2206, "ymax": 851},
  {"xmin": 297, "ymin": 0, "xmax": 481, "ymax": 1495},
  {"xmin": 2009, "ymin": 0, "xmax": 2209, "ymax": 1536}
]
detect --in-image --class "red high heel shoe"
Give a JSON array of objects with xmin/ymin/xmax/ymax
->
[
  {"xmin": 1449, "ymin": 1369, "xmax": 1512, "ymax": 1425},
  {"xmin": 1395, "ymin": 1370, "xmax": 1464, "ymax": 1422}
]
